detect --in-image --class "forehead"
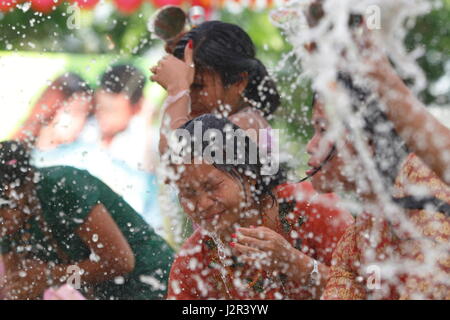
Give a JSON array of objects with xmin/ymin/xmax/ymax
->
[
  {"xmin": 95, "ymin": 90, "xmax": 129, "ymax": 107},
  {"xmin": 61, "ymin": 95, "xmax": 92, "ymax": 110},
  {"xmin": 176, "ymin": 163, "xmax": 225, "ymax": 185},
  {"xmin": 194, "ymin": 69, "xmax": 221, "ymax": 83}
]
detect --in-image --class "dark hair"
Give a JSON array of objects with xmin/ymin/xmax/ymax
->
[
  {"xmin": 177, "ymin": 114, "xmax": 286, "ymax": 204},
  {"xmin": 337, "ymin": 72, "xmax": 409, "ymax": 189},
  {"xmin": 0, "ymin": 140, "xmax": 33, "ymax": 196},
  {"xmin": 312, "ymin": 73, "xmax": 409, "ymax": 190},
  {"xmin": 100, "ymin": 64, "xmax": 145, "ymax": 105},
  {"xmin": 0, "ymin": 141, "xmax": 74, "ymax": 262},
  {"xmin": 53, "ymin": 72, "xmax": 92, "ymax": 100},
  {"xmin": 173, "ymin": 21, "xmax": 281, "ymax": 118},
  {"xmin": 311, "ymin": 82, "xmax": 450, "ymax": 218}
]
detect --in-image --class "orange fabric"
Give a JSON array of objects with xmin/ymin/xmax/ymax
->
[
  {"xmin": 322, "ymin": 154, "xmax": 450, "ymax": 300},
  {"xmin": 168, "ymin": 181, "xmax": 354, "ymax": 300}
]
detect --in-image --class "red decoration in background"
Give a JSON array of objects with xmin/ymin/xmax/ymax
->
[
  {"xmin": 1, "ymin": 0, "xmax": 277, "ymax": 16},
  {"xmin": 70, "ymin": 0, "xmax": 99, "ymax": 9},
  {"xmin": 151, "ymin": 0, "xmax": 184, "ymax": 8},
  {"xmin": 31, "ymin": 0, "xmax": 60, "ymax": 13},
  {"xmin": 190, "ymin": 0, "xmax": 211, "ymax": 9},
  {"xmin": 189, "ymin": 0, "xmax": 213, "ymax": 20},
  {"xmin": 114, "ymin": 0, "xmax": 143, "ymax": 14},
  {"xmin": 0, "ymin": 0, "xmax": 20, "ymax": 12}
]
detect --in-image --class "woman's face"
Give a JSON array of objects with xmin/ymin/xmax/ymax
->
[
  {"xmin": 189, "ymin": 69, "xmax": 246, "ymax": 118},
  {"xmin": 39, "ymin": 94, "xmax": 92, "ymax": 146},
  {"xmin": 176, "ymin": 162, "xmax": 257, "ymax": 236},
  {"xmin": 306, "ymin": 100, "xmax": 359, "ymax": 194}
]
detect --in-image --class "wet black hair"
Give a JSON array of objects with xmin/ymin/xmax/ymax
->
[
  {"xmin": 311, "ymin": 75, "xmax": 408, "ymax": 189},
  {"xmin": 336, "ymin": 72, "xmax": 409, "ymax": 189},
  {"xmin": 0, "ymin": 140, "xmax": 74, "ymax": 261},
  {"xmin": 311, "ymin": 80, "xmax": 450, "ymax": 217},
  {"xmin": 0, "ymin": 140, "xmax": 33, "ymax": 197},
  {"xmin": 173, "ymin": 21, "xmax": 281, "ymax": 118},
  {"xmin": 177, "ymin": 114, "xmax": 286, "ymax": 205},
  {"xmin": 100, "ymin": 64, "xmax": 145, "ymax": 105},
  {"xmin": 53, "ymin": 72, "xmax": 92, "ymax": 100}
]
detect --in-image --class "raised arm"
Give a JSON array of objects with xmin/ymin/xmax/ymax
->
[
  {"xmin": 356, "ymin": 29, "xmax": 450, "ymax": 185},
  {"xmin": 151, "ymin": 41, "xmax": 195, "ymax": 155},
  {"xmin": 369, "ymin": 58, "xmax": 450, "ymax": 185}
]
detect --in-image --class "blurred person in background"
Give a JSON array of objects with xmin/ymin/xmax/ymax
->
[
  {"xmin": 0, "ymin": 141, "xmax": 174, "ymax": 300},
  {"xmin": 13, "ymin": 72, "xmax": 93, "ymax": 150},
  {"xmin": 20, "ymin": 65, "xmax": 163, "ymax": 233},
  {"xmin": 76, "ymin": 64, "xmax": 162, "ymax": 232}
]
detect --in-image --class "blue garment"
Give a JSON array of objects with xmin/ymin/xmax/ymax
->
[{"xmin": 31, "ymin": 122, "xmax": 163, "ymax": 234}]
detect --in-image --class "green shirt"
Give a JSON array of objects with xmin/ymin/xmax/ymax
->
[{"xmin": 0, "ymin": 166, "xmax": 174, "ymax": 300}]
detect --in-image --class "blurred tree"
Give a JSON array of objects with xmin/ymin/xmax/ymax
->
[{"xmin": 405, "ymin": 0, "xmax": 450, "ymax": 105}]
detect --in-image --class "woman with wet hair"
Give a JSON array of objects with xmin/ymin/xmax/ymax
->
[
  {"xmin": 150, "ymin": 21, "xmax": 280, "ymax": 155},
  {"xmin": 305, "ymin": 80, "xmax": 450, "ymax": 299},
  {"xmin": 0, "ymin": 141, "xmax": 174, "ymax": 300},
  {"xmin": 14, "ymin": 72, "xmax": 93, "ymax": 150},
  {"xmin": 359, "ymin": 34, "xmax": 450, "ymax": 186},
  {"xmin": 166, "ymin": 114, "xmax": 353, "ymax": 300}
]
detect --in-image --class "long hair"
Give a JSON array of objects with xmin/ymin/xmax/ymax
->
[
  {"xmin": 176, "ymin": 114, "xmax": 287, "ymax": 207},
  {"xmin": 336, "ymin": 72, "xmax": 409, "ymax": 190},
  {"xmin": 173, "ymin": 21, "xmax": 281, "ymax": 118},
  {"xmin": 0, "ymin": 140, "xmax": 71, "ymax": 263}
]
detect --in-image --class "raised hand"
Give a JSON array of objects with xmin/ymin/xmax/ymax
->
[{"xmin": 150, "ymin": 40, "xmax": 195, "ymax": 96}]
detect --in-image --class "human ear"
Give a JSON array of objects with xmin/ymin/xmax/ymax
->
[
  {"xmin": 261, "ymin": 194, "xmax": 276, "ymax": 210},
  {"xmin": 236, "ymin": 72, "xmax": 249, "ymax": 95}
]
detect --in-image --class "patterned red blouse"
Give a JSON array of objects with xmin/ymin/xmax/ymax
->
[
  {"xmin": 167, "ymin": 181, "xmax": 354, "ymax": 300},
  {"xmin": 322, "ymin": 154, "xmax": 450, "ymax": 300}
]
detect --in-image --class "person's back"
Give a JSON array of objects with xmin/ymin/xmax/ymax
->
[{"xmin": 6, "ymin": 165, "xmax": 174, "ymax": 299}]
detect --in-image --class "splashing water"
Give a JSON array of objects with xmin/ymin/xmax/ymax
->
[{"xmin": 271, "ymin": 0, "xmax": 449, "ymax": 298}]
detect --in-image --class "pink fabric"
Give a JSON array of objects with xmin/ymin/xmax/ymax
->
[{"xmin": 43, "ymin": 285, "xmax": 86, "ymax": 300}]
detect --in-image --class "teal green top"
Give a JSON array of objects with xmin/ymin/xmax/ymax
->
[{"xmin": 0, "ymin": 166, "xmax": 174, "ymax": 300}]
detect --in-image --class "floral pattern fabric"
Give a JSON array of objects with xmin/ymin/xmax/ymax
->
[
  {"xmin": 168, "ymin": 181, "xmax": 354, "ymax": 300},
  {"xmin": 322, "ymin": 154, "xmax": 450, "ymax": 300}
]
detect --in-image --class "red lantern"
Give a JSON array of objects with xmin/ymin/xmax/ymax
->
[
  {"xmin": 70, "ymin": 0, "xmax": 99, "ymax": 9},
  {"xmin": 0, "ymin": 0, "xmax": 20, "ymax": 12},
  {"xmin": 151, "ymin": 0, "xmax": 184, "ymax": 8},
  {"xmin": 190, "ymin": 0, "xmax": 211, "ymax": 9},
  {"xmin": 114, "ymin": 0, "xmax": 143, "ymax": 14},
  {"xmin": 31, "ymin": 0, "xmax": 60, "ymax": 13}
]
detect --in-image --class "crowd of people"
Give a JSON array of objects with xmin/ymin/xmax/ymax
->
[{"xmin": 0, "ymin": 13, "xmax": 449, "ymax": 300}]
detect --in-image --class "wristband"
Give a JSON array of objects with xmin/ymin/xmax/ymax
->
[
  {"xmin": 309, "ymin": 259, "xmax": 320, "ymax": 286},
  {"xmin": 164, "ymin": 89, "xmax": 191, "ymax": 110}
]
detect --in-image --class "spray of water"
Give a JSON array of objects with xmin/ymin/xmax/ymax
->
[{"xmin": 271, "ymin": 0, "xmax": 449, "ymax": 298}]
